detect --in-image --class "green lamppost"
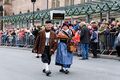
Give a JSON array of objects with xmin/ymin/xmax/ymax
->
[{"xmin": 31, "ymin": 0, "xmax": 36, "ymax": 26}]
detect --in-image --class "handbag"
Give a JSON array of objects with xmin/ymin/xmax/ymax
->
[
  {"xmin": 67, "ymin": 40, "xmax": 77, "ymax": 53},
  {"xmin": 59, "ymin": 30, "xmax": 77, "ymax": 53}
]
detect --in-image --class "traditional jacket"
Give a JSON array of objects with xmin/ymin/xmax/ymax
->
[{"xmin": 33, "ymin": 29, "xmax": 57, "ymax": 54}]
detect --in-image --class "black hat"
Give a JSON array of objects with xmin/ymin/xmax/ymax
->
[
  {"xmin": 45, "ymin": 20, "xmax": 52, "ymax": 24},
  {"xmin": 68, "ymin": 24, "xmax": 73, "ymax": 26},
  {"xmin": 62, "ymin": 23, "xmax": 69, "ymax": 28}
]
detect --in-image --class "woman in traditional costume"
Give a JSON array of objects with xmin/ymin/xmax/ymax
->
[{"xmin": 55, "ymin": 23, "xmax": 73, "ymax": 74}]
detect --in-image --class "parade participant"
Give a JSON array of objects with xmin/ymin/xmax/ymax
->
[
  {"xmin": 33, "ymin": 20, "xmax": 57, "ymax": 76},
  {"xmin": 56, "ymin": 23, "xmax": 73, "ymax": 74}
]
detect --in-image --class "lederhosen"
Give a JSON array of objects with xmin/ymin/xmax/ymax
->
[
  {"xmin": 41, "ymin": 32, "xmax": 51, "ymax": 65},
  {"xmin": 41, "ymin": 46, "xmax": 51, "ymax": 65}
]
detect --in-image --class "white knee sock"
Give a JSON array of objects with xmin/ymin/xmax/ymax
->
[
  {"xmin": 45, "ymin": 63, "xmax": 49, "ymax": 71},
  {"xmin": 61, "ymin": 66, "xmax": 63, "ymax": 70},
  {"xmin": 36, "ymin": 54, "xmax": 39, "ymax": 56},
  {"xmin": 64, "ymin": 68, "xmax": 68, "ymax": 71},
  {"xmin": 36, "ymin": 54, "xmax": 42, "ymax": 57}
]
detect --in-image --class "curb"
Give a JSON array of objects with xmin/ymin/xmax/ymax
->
[{"xmin": 0, "ymin": 46, "xmax": 32, "ymax": 51}]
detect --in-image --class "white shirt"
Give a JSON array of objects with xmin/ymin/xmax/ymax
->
[{"xmin": 45, "ymin": 32, "xmax": 50, "ymax": 46}]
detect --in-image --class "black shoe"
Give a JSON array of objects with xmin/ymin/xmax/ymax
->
[
  {"xmin": 36, "ymin": 56, "xmax": 40, "ymax": 58},
  {"xmin": 42, "ymin": 69, "xmax": 46, "ymax": 73},
  {"xmin": 32, "ymin": 50, "xmax": 34, "ymax": 53},
  {"xmin": 86, "ymin": 58, "xmax": 89, "ymax": 60},
  {"xmin": 64, "ymin": 70, "xmax": 69, "ymax": 74},
  {"xmin": 97, "ymin": 55, "xmax": 100, "ymax": 58},
  {"xmin": 59, "ymin": 69, "xmax": 64, "ymax": 73},
  {"xmin": 46, "ymin": 71, "xmax": 51, "ymax": 76}
]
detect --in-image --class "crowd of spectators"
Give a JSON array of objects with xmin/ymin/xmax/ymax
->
[{"xmin": 0, "ymin": 20, "xmax": 120, "ymax": 57}]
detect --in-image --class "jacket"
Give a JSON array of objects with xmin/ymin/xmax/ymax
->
[{"xmin": 33, "ymin": 29, "xmax": 57, "ymax": 54}]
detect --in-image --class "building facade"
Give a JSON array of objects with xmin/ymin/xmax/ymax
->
[
  {"xmin": 12, "ymin": 0, "xmax": 48, "ymax": 15},
  {"xmin": 0, "ymin": 0, "xmax": 12, "ymax": 16},
  {"xmin": 1, "ymin": 0, "xmax": 119, "ymax": 30},
  {"xmin": 11, "ymin": 0, "xmax": 97, "ymax": 15},
  {"xmin": 0, "ymin": 0, "xmax": 13, "ymax": 30}
]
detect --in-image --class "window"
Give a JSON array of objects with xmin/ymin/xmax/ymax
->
[
  {"xmin": 56, "ymin": 0, "xmax": 60, "ymax": 8},
  {"xmin": 70, "ymin": 0, "xmax": 74, "ymax": 5},
  {"xmin": 81, "ymin": 0, "xmax": 85, "ymax": 3},
  {"xmin": 52, "ymin": 0, "xmax": 60, "ymax": 8},
  {"xmin": 27, "ymin": 10, "xmax": 30, "ymax": 13},
  {"xmin": 65, "ymin": 0, "xmax": 74, "ymax": 6},
  {"xmin": 4, "ymin": 0, "xmax": 12, "ymax": 4},
  {"xmin": 52, "ymin": 0, "xmax": 56, "ymax": 8},
  {"xmin": 65, "ymin": 0, "xmax": 69, "ymax": 6},
  {"xmin": 37, "ymin": 8, "xmax": 40, "ymax": 11},
  {"xmin": 87, "ymin": 0, "xmax": 92, "ymax": 2},
  {"xmin": 19, "ymin": 11, "xmax": 22, "ymax": 14}
]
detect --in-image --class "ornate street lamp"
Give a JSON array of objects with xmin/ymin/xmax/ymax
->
[
  {"xmin": 0, "ymin": 5, "xmax": 3, "ymax": 30},
  {"xmin": 31, "ymin": 0, "xmax": 36, "ymax": 26},
  {"xmin": 47, "ymin": 0, "xmax": 48, "ymax": 9}
]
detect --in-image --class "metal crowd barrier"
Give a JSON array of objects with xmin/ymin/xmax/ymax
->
[
  {"xmin": 0, "ymin": 33, "xmax": 34, "ymax": 48},
  {"xmin": 98, "ymin": 32, "xmax": 117, "ymax": 55},
  {"xmin": 0, "ymin": 31, "xmax": 118, "ymax": 56}
]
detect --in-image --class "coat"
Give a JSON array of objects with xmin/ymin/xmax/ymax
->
[
  {"xmin": 80, "ymin": 26, "xmax": 90, "ymax": 44},
  {"xmin": 33, "ymin": 29, "xmax": 57, "ymax": 54}
]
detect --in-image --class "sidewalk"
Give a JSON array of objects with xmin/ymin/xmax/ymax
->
[{"xmin": 0, "ymin": 46, "xmax": 120, "ymax": 60}]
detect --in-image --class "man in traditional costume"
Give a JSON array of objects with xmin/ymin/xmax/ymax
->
[{"xmin": 33, "ymin": 20, "xmax": 57, "ymax": 76}]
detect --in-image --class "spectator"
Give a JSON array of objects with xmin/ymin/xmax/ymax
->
[
  {"xmin": 98, "ymin": 24, "xmax": 106, "ymax": 53},
  {"xmin": 115, "ymin": 32, "xmax": 120, "ymax": 60},
  {"xmin": 90, "ymin": 24, "xmax": 99, "ymax": 58},
  {"xmin": 80, "ymin": 22, "xmax": 90, "ymax": 60}
]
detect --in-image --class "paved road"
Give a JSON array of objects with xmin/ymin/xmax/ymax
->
[{"xmin": 0, "ymin": 47, "xmax": 120, "ymax": 80}]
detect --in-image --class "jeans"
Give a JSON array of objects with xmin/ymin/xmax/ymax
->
[
  {"xmin": 81, "ymin": 43, "xmax": 89, "ymax": 59},
  {"xmin": 77, "ymin": 43, "xmax": 82, "ymax": 55}
]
